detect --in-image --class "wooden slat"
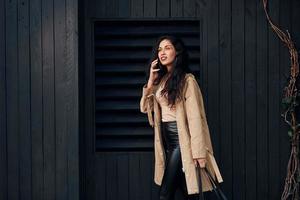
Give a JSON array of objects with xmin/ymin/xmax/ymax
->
[
  {"xmin": 96, "ymin": 126, "xmax": 153, "ymax": 136},
  {"xmin": 65, "ymin": 0, "xmax": 79, "ymax": 199},
  {"xmin": 157, "ymin": 0, "xmax": 169, "ymax": 18},
  {"xmin": 95, "ymin": 154, "xmax": 106, "ymax": 200},
  {"xmin": 256, "ymin": 0, "xmax": 269, "ymax": 198},
  {"xmin": 219, "ymin": 0, "xmax": 232, "ymax": 198},
  {"xmin": 143, "ymin": 0, "xmax": 156, "ymax": 17},
  {"xmin": 206, "ymin": 0, "xmax": 220, "ymax": 163},
  {"xmin": 6, "ymin": 0, "xmax": 19, "ymax": 199},
  {"xmin": 139, "ymin": 153, "xmax": 152, "ymax": 200},
  {"xmin": 119, "ymin": 0, "xmax": 130, "ymax": 17},
  {"xmin": 105, "ymin": 0, "xmax": 118, "ymax": 17},
  {"xmin": 18, "ymin": 0, "xmax": 32, "ymax": 199},
  {"xmin": 183, "ymin": 0, "xmax": 195, "ymax": 17},
  {"xmin": 30, "ymin": 0, "xmax": 44, "ymax": 198},
  {"xmin": 232, "ymin": 0, "xmax": 245, "ymax": 199},
  {"xmin": 95, "ymin": 115, "xmax": 148, "ymax": 124},
  {"xmin": 0, "ymin": 0, "xmax": 7, "ymax": 198},
  {"xmin": 54, "ymin": 0, "xmax": 68, "ymax": 199},
  {"xmin": 117, "ymin": 154, "xmax": 129, "ymax": 200},
  {"xmin": 244, "ymin": 0, "xmax": 257, "ymax": 199},
  {"xmin": 106, "ymin": 155, "xmax": 118, "ymax": 199},
  {"xmin": 129, "ymin": 153, "xmax": 141, "ymax": 200},
  {"xmin": 42, "ymin": 0, "xmax": 56, "ymax": 199},
  {"xmin": 268, "ymin": 0, "xmax": 281, "ymax": 198},
  {"xmin": 279, "ymin": 0, "xmax": 292, "ymax": 194},
  {"xmin": 171, "ymin": 0, "xmax": 183, "ymax": 17},
  {"xmin": 131, "ymin": 0, "xmax": 143, "ymax": 17}
]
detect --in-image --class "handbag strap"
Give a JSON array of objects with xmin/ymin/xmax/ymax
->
[
  {"xmin": 203, "ymin": 168, "xmax": 228, "ymax": 200},
  {"xmin": 197, "ymin": 166, "xmax": 205, "ymax": 200}
]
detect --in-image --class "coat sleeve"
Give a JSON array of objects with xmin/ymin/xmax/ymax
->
[
  {"xmin": 184, "ymin": 77, "xmax": 208, "ymax": 159},
  {"xmin": 140, "ymin": 83, "xmax": 155, "ymax": 126}
]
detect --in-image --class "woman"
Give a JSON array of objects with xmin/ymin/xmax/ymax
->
[{"xmin": 140, "ymin": 35, "xmax": 223, "ymax": 200}]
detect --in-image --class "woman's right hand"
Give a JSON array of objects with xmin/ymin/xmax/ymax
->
[{"xmin": 147, "ymin": 59, "xmax": 160, "ymax": 88}]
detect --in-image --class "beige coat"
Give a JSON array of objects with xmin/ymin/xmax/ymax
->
[{"xmin": 140, "ymin": 73, "xmax": 223, "ymax": 195}]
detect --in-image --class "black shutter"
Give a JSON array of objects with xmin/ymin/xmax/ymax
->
[{"xmin": 94, "ymin": 20, "xmax": 200, "ymax": 152}]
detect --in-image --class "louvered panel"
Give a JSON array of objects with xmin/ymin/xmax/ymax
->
[{"xmin": 94, "ymin": 20, "xmax": 200, "ymax": 151}]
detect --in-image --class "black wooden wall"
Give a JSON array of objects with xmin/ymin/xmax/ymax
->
[
  {"xmin": 0, "ymin": 0, "xmax": 79, "ymax": 200},
  {"xmin": 80, "ymin": 0, "xmax": 300, "ymax": 200}
]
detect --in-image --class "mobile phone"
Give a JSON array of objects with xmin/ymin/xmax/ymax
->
[{"xmin": 154, "ymin": 59, "xmax": 162, "ymax": 70}]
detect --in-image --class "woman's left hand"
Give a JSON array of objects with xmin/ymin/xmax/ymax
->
[{"xmin": 193, "ymin": 158, "xmax": 206, "ymax": 168}]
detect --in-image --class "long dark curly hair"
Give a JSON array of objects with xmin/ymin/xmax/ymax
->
[{"xmin": 145, "ymin": 35, "xmax": 192, "ymax": 108}]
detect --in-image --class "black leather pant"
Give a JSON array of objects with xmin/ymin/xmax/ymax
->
[{"xmin": 159, "ymin": 121, "xmax": 199, "ymax": 200}]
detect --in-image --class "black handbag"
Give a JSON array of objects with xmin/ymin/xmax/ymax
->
[{"xmin": 196, "ymin": 166, "xmax": 228, "ymax": 200}]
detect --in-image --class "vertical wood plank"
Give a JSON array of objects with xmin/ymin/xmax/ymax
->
[
  {"xmin": 0, "ymin": 0, "xmax": 7, "ymax": 199},
  {"xmin": 106, "ymin": 154, "xmax": 118, "ymax": 200},
  {"xmin": 219, "ymin": 0, "xmax": 232, "ymax": 198},
  {"xmin": 42, "ymin": 0, "xmax": 56, "ymax": 199},
  {"xmin": 183, "ymin": 0, "xmax": 195, "ymax": 17},
  {"xmin": 129, "ymin": 153, "xmax": 141, "ymax": 200},
  {"xmin": 245, "ymin": 0, "xmax": 258, "ymax": 199},
  {"xmin": 131, "ymin": 0, "xmax": 143, "ymax": 17},
  {"xmin": 279, "ymin": 0, "xmax": 292, "ymax": 193},
  {"xmin": 268, "ymin": 0, "xmax": 281, "ymax": 199},
  {"xmin": 18, "ymin": 0, "xmax": 32, "ymax": 199},
  {"xmin": 95, "ymin": 154, "xmax": 106, "ymax": 200},
  {"xmin": 232, "ymin": 0, "xmax": 245, "ymax": 199},
  {"xmin": 117, "ymin": 153, "xmax": 129, "ymax": 200},
  {"xmin": 143, "ymin": 0, "xmax": 156, "ymax": 17},
  {"xmin": 66, "ymin": 0, "xmax": 79, "ymax": 199},
  {"xmin": 30, "ymin": 0, "xmax": 44, "ymax": 198},
  {"xmin": 244, "ymin": 0, "xmax": 257, "ymax": 199},
  {"xmin": 53, "ymin": 0, "xmax": 68, "ymax": 199},
  {"xmin": 291, "ymin": 0, "xmax": 300, "ymax": 47},
  {"xmin": 256, "ymin": 0, "xmax": 269, "ymax": 199},
  {"xmin": 139, "ymin": 152, "xmax": 152, "ymax": 200},
  {"xmin": 157, "ymin": 0, "xmax": 169, "ymax": 18},
  {"xmin": 94, "ymin": 0, "xmax": 105, "ymax": 18},
  {"xmin": 6, "ymin": 0, "xmax": 19, "ymax": 199},
  {"xmin": 206, "ymin": 0, "xmax": 220, "ymax": 161},
  {"xmin": 171, "ymin": 0, "xmax": 183, "ymax": 17},
  {"xmin": 105, "ymin": 0, "xmax": 118, "ymax": 17},
  {"xmin": 119, "ymin": 0, "xmax": 131, "ymax": 17}
]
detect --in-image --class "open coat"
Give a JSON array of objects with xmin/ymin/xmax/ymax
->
[{"xmin": 140, "ymin": 73, "xmax": 223, "ymax": 195}]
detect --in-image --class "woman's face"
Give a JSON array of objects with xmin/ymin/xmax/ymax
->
[{"xmin": 158, "ymin": 39, "xmax": 176, "ymax": 70}]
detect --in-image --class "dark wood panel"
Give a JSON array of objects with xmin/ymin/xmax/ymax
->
[
  {"xmin": 183, "ymin": 0, "xmax": 195, "ymax": 17},
  {"xmin": 171, "ymin": 0, "xmax": 183, "ymax": 17},
  {"xmin": 244, "ymin": 0, "xmax": 257, "ymax": 199},
  {"xmin": 131, "ymin": 0, "xmax": 143, "ymax": 17},
  {"xmin": 232, "ymin": 0, "xmax": 245, "ymax": 199},
  {"xmin": 219, "ymin": 0, "xmax": 232, "ymax": 198},
  {"xmin": 54, "ymin": 0, "xmax": 68, "ymax": 199},
  {"xmin": 268, "ymin": 0, "xmax": 281, "ymax": 199},
  {"xmin": 30, "ymin": 0, "xmax": 44, "ymax": 198},
  {"xmin": 279, "ymin": 0, "xmax": 293, "ymax": 194},
  {"xmin": 2, "ymin": 0, "xmax": 78, "ymax": 199},
  {"xmin": 42, "ymin": 0, "xmax": 56, "ymax": 199},
  {"xmin": 18, "ymin": 0, "xmax": 32, "ymax": 199},
  {"xmin": 6, "ymin": 0, "xmax": 19, "ymax": 199},
  {"xmin": 157, "ymin": 0, "xmax": 170, "ymax": 17},
  {"xmin": 144, "ymin": 0, "xmax": 156, "ymax": 17},
  {"xmin": 0, "ymin": 0, "xmax": 7, "ymax": 199},
  {"xmin": 66, "ymin": 0, "xmax": 79, "ymax": 199},
  {"xmin": 206, "ymin": 0, "xmax": 220, "ymax": 162},
  {"xmin": 256, "ymin": 0, "xmax": 269, "ymax": 198}
]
